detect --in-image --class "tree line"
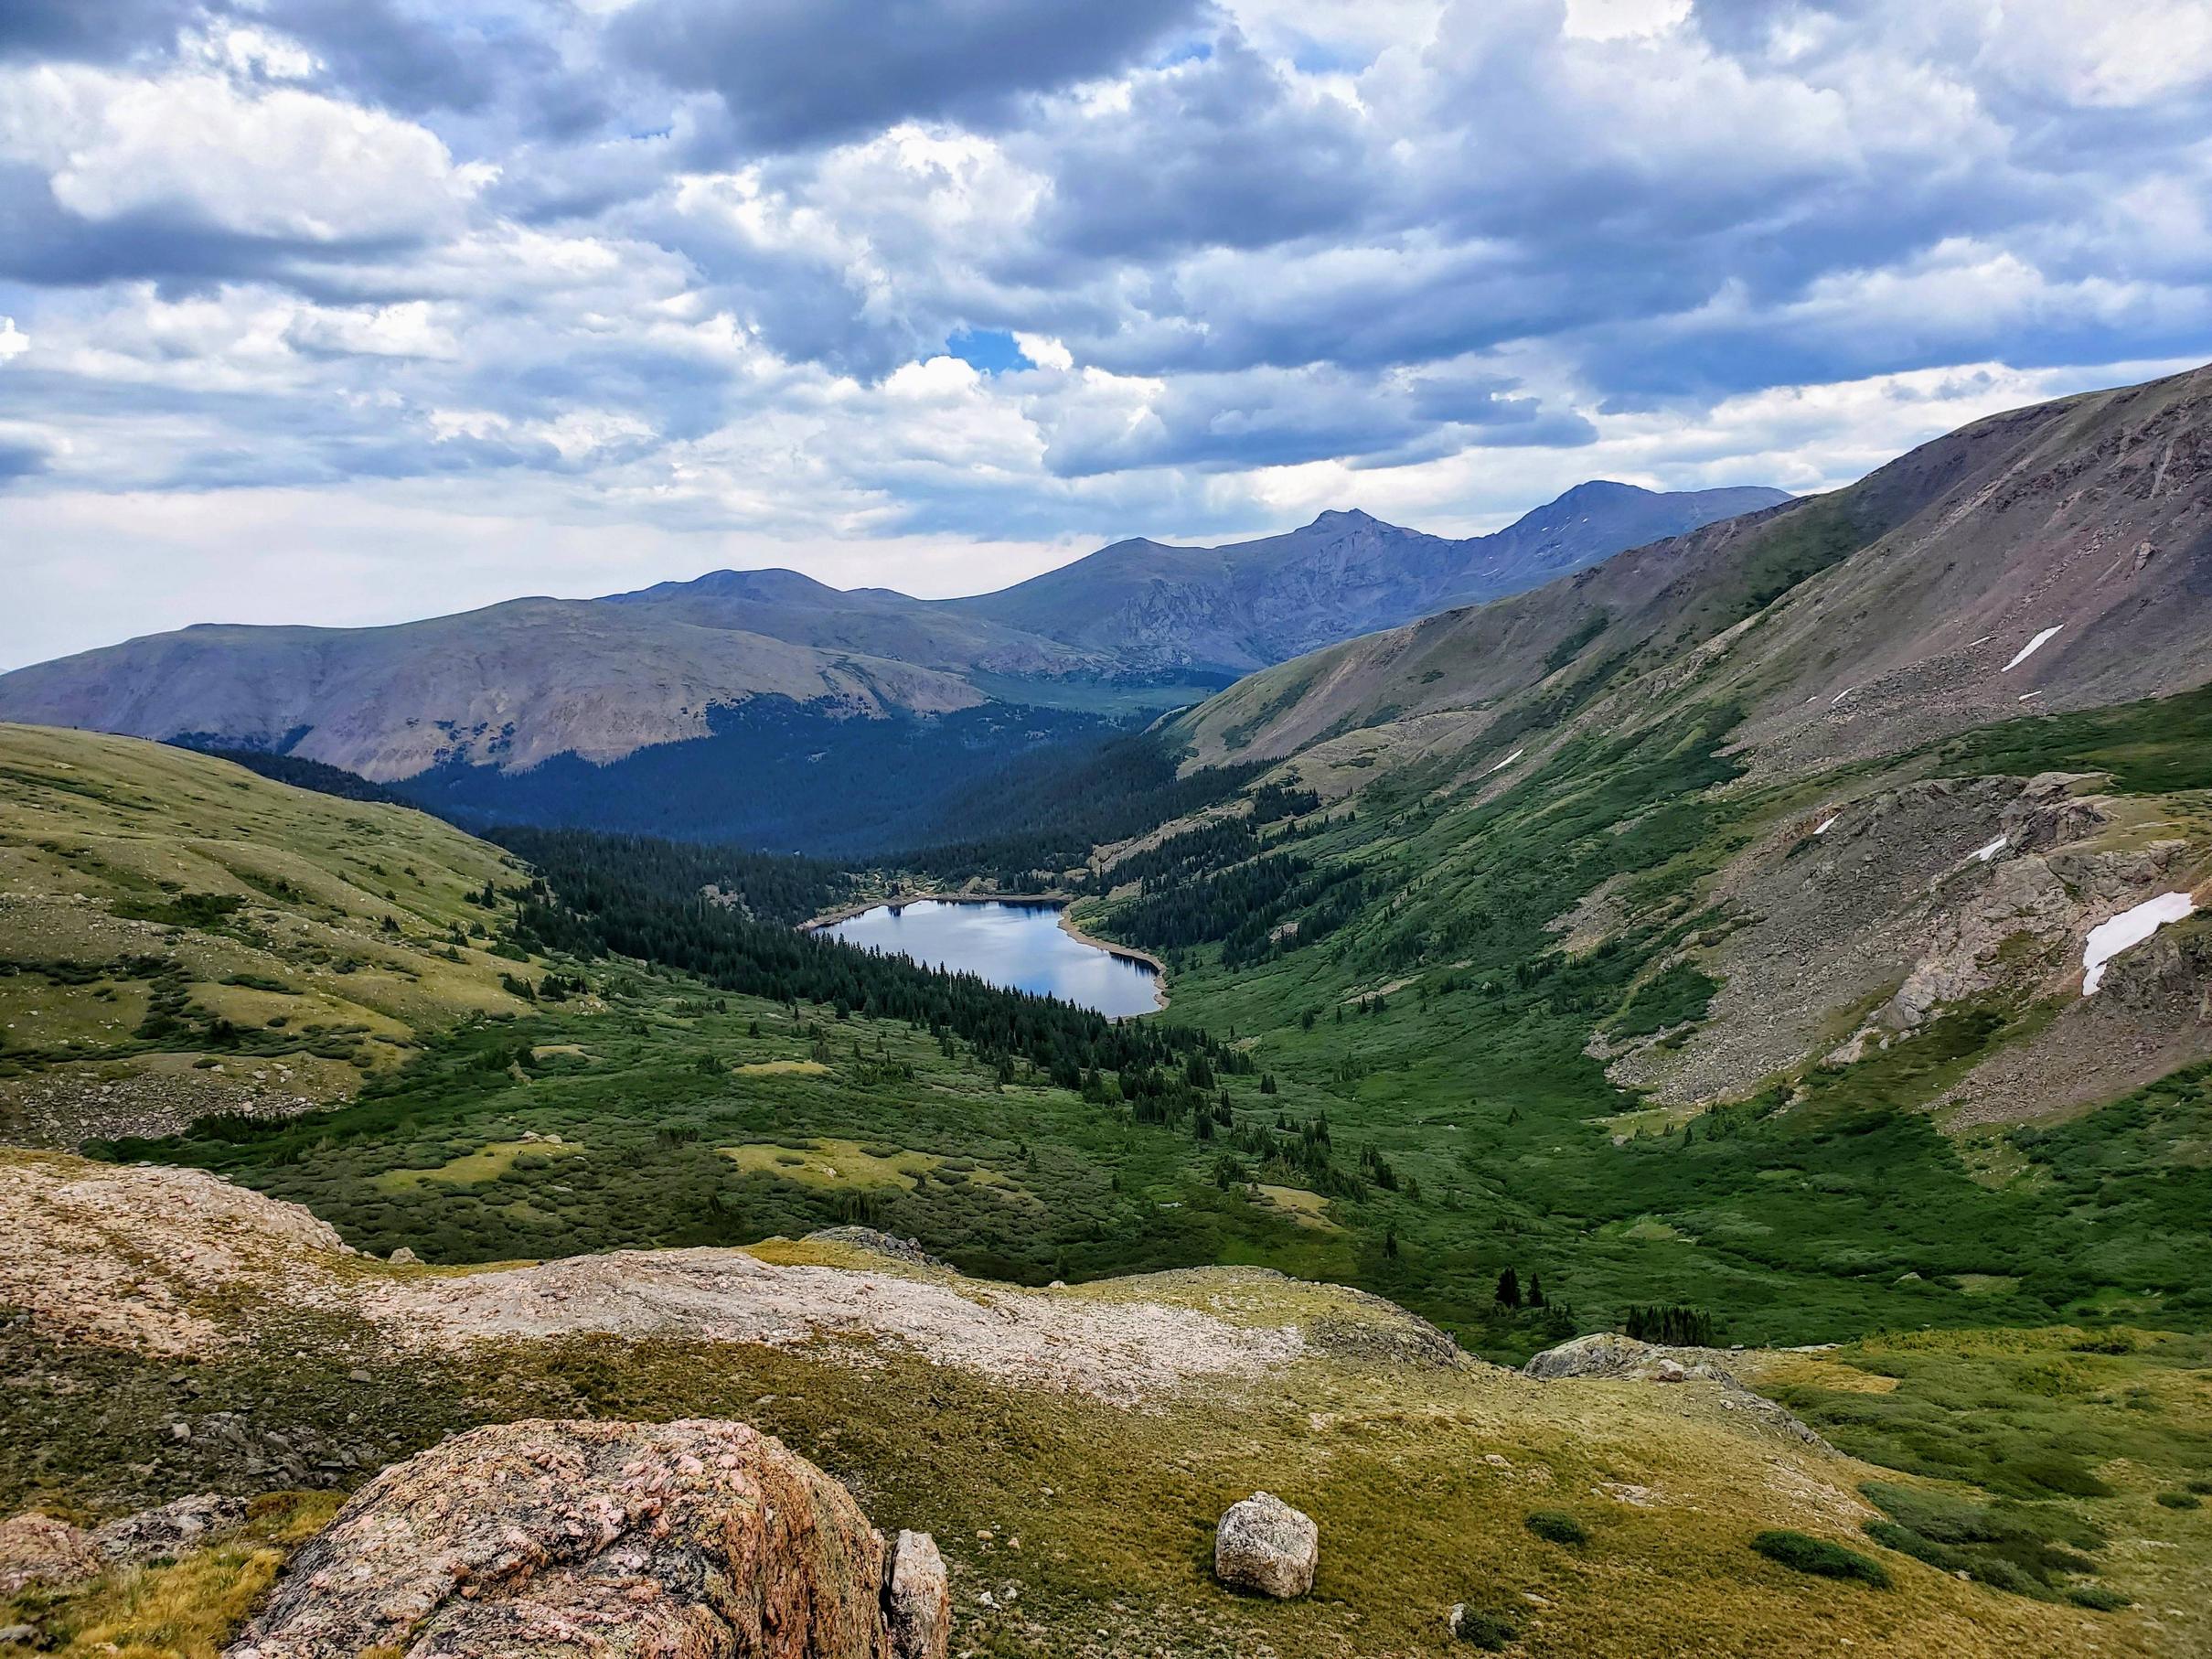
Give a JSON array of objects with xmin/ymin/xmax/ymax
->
[{"xmin": 499, "ymin": 825, "xmax": 1231, "ymax": 1092}]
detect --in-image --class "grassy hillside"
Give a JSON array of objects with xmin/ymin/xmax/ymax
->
[
  {"xmin": 6, "ymin": 1149, "xmax": 2205, "ymax": 1658},
  {"xmin": 0, "ymin": 723, "xmax": 543, "ymax": 1146}
]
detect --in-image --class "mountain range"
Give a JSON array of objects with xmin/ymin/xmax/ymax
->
[{"xmin": 0, "ymin": 482, "xmax": 1784, "ymax": 830}]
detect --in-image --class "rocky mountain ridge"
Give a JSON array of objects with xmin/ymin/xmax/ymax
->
[
  {"xmin": 0, "ymin": 482, "xmax": 1782, "ymax": 786},
  {"xmin": 1178, "ymin": 365, "xmax": 2209, "ymax": 772}
]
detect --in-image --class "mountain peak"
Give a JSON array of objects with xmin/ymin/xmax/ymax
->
[
  {"xmin": 607, "ymin": 566, "xmax": 840, "ymax": 605},
  {"xmin": 1309, "ymin": 508, "xmax": 1380, "ymax": 529},
  {"xmin": 1547, "ymin": 480, "xmax": 1651, "ymax": 505}
]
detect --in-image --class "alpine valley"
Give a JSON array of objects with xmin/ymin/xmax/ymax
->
[{"xmin": 4, "ymin": 367, "xmax": 2210, "ymax": 1659}]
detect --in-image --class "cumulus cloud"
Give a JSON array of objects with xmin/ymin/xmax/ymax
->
[
  {"xmin": 0, "ymin": 64, "xmax": 482, "ymax": 244},
  {"xmin": 0, "ymin": 0, "xmax": 2207, "ymax": 662},
  {"xmin": 609, "ymin": 0, "xmax": 1203, "ymax": 151}
]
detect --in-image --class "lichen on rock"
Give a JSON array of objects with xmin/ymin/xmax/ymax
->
[
  {"xmin": 1213, "ymin": 1491, "xmax": 1319, "ymax": 1600},
  {"xmin": 224, "ymin": 1418, "xmax": 946, "ymax": 1659}
]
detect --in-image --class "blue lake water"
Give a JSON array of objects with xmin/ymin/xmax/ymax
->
[{"xmin": 821, "ymin": 899, "xmax": 1161, "ymax": 1018}]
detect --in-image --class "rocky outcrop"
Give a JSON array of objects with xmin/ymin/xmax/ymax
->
[
  {"xmin": 0, "ymin": 1494, "xmax": 251, "ymax": 1602},
  {"xmin": 1213, "ymin": 1492, "xmax": 1319, "ymax": 1599},
  {"xmin": 226, "ymin": 1418, "xmax": 946, "ymax": 1659},
  {"xmin": 806, "ymin": 1226, "xmax": 953, "ymax": 1271},
  {"xmin": 1523, "ymin": 1333, "xmax": 1729, "ymax": 1384},
  {"xmin": 93, "ymin": 1493, "xmax": 249, "ymax": 1566},
  {"xmin": 1604, "ymin": 767, "xmax": 2208, "ymax": 1115},
  {"xmin": 0, "ymin": 1154, "xmax": 1310, "ymax": 1401},
  {"xmin": 1523, "ymin": 1336, "xmax": 1832, "ymax": 1451},
  {"xmin": 0, "ymin": 1514, "xmax": 101, "ymax": 1597}
]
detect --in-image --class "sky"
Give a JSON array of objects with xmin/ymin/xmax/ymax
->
[{"xmin": 2, "ymin": 0, "xmax": 2209, "ymax": 669}]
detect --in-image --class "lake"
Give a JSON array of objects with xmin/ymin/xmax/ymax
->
[{"xmin": 820, "ymin": 899, "xmax": 1162, "ymax": 1018}]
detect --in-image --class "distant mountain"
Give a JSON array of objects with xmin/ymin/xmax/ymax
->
[
  {"xmin": 0, "ymin": 598, "xmax": 989, "ymax": 780},
  {"xmin": 946, "ymin": 484, "xmax": 1790, "ymax": 679},
  {"xmin": 0, "ymin": 478, "xmax": 1784, "ymax": 847},
  {"xmin": 600, "ymin": 566, "xmax": 1117, "ymax": 682}
]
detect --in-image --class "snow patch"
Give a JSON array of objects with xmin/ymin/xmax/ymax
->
[
  {"xmin": 1830, "ymin": 687, "xmax": 1854, "ymax": 707},
  {"xmin": 1489, "ymin": 748, "xmax": 1525, "ymax": 774},
  {"xmin": 2002, "ymin": 626, "xmax": 2062, "ymax": 672},
  {"xmin": 1973, "ymin": 836, "xmax": 2007, "ymax": 862},
  {"xmin": 1814, "ymin": 816, "xmax": 1839, "ymax": 837},
  {"xmin": 1964, "ymin": 635, "xmax": 1993, "ymax": 649},
  {"xmin": 2081, "ymin": 892, "xmax": 2197, "ymax": 995},
  {"xmin": 2017, "ymin": 690, "xmax": 2044, "ymax": 702}
]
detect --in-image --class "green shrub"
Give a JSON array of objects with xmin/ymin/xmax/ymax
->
[
  {"xmin": 2154, "ymin": 1491, "xmax": 2202, "ymax": 1510},
  {"xmin": 1622, "ymin": 1304, "xmax": 1715, "ymax": 1345},
  {"xmin": 1993, "ymin": 1455, "xmax": 2111, "ymax": 1499},
  {"xmin": 1450, "ymin": 1608, "xmax": 1519, "ymax": 1649},
  {"xmin": 1860, "ymin": 1482, "xmax": 2001, "ymax": 1545},
  {"xmin": 2068, "ymin": 1585, "xmax": 2130, "ymax": 1611},
  {"xmin": 1862, "ymin": 1519, "xmax": 1963, "ymax": 1571},
  {"xmin": 1523, "ymin": 1510, "xmax": 1588, "ymax": 1546},
  {"xmin": 1752, "ymin": 1530, "xmax": 1891, "ymax": 1588},
  {"xmin": 1969, "ymin": 1557, "xmax": 2056, "ymax": 1600}
]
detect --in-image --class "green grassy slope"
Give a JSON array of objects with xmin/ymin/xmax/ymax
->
[{"xmin": 0, "ymin": 723, "xmax": 547, "ymax": 1146}]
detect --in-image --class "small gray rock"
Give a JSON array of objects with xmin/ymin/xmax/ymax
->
[
  {"xmin": 1213, "ymin": 1492, "xmax": 1318, "ymax": 1599},
  {"xmin": 387, "ymin": 1247, "xmax": 420, "ymax": 1266}
]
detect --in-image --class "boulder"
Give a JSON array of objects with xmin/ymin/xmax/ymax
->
[
  {"xmin": 1213, "ymin": 1492, "xmax": 1318, "ymax": 1599},
  {"xmin": 886, "ymin": 1530, "xmax": 950, "ymax": 1657},
  {"xmin": 225, "ymin": 1418, "xmax": 947, "ymax": 1659},
  {"xmin": 94, "ymin": 1493, "xmax": 249, "ymax": 1565},
  {"xmin": 387, "ymin": 1246, "xmax": 421, "ymax": 1265},
  {"xmin": 1523, "ymin": 1333, "xmax": 1689, "ymax": 1381},
  {"xmin": 0, "ymin": 1513, "xmax": 101, "ymax": 1597}
]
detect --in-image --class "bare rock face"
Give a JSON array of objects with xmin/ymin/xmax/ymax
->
[
  {"xmin": 0, "ymin": 1513, "xmax": 101, "ymax": 1597},
  {"xmin": 1213, "ymin": 1492, "xmax": 1318, "ymax": 1600},
  {"xmin": 226, "ymin": 1418, "xmax": 947, "ymax": 1659}
]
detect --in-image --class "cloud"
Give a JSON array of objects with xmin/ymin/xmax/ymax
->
[
  {"xmin": 0, "ymin": 64, "xmax": 483, "ymax": 245},
  {"xmin": 1029, "ymin": 31, "xmax": 1377, "ymax": 257},
  {"xmin": 0, "ymin": 0, "xmax": 198, "ymax": 63},
  {"xmin": 0, "ymin": 0, "xmax": 2207, "ymax": 659},
  {"xmin": 609, "ymin": 0, "xmax": 1205, "ymax": 151}
]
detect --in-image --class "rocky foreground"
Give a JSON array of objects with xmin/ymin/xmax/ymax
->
[{"xmin": 0, "ymin": 1151, "xmax": 2192, "ymax": 1657}]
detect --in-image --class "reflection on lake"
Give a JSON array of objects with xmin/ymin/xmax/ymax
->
[{"xmin": 820, "ymin": 899, "xmax": 1161, "ymax": 1018}]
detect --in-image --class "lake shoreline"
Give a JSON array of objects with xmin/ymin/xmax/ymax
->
[{"xmin": 799, "ymin": 893, "xmax": 1169, "ymax": 1016}]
